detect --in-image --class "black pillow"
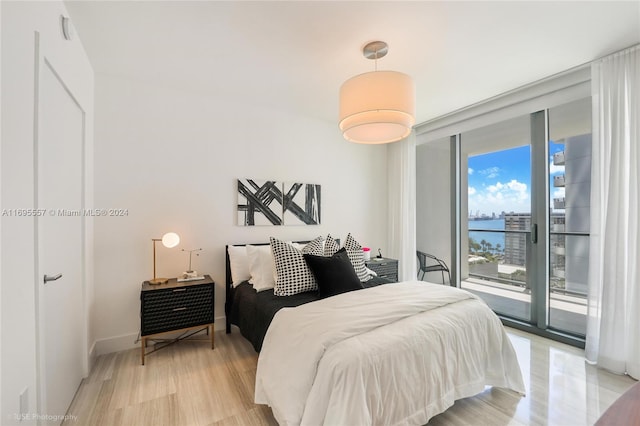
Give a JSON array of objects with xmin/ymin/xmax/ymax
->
[{"xmin": 304, "ymin": 248, "xmax": 364, "ymax": 298}]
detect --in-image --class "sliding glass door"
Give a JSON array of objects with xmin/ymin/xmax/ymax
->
[
  {"xmin": 454, "ymin": 99, "xmax": 591, "ymax": 339},
  {"xmin": 460, "ymin": 114, "xmax": 533, "ymax": 323},
  {"xmin": 547, "ymin": 98, "xmax": 591, "ymax": 336}
]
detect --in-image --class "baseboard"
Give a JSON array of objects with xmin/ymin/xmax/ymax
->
[
  {"xmin": 93, "ymin": 318, "xmax": 227, "ymax": 356},
  {"xmin": 215, "ymin": 316, "xmax": 225, "ymax": 330},
  {"xmin": 94, "ymin": 332, "xmax": 140, "ymax": 356},
  {"xmin": 88, "ymin": 340, "xmax": 98, "ymax": 372}
]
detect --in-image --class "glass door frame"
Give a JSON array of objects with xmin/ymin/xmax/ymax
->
[
  {"xmin": 449, "ymin": 110, "xmax": 584, "ymax": 348},
  {"xmin": 530, "ymin": 110, "xmax": 550, "ymax": 331}
]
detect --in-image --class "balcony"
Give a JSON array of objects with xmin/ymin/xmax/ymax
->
[
  {"xmin": 553, "ymin": 174, "xmax": 566, "ymax": 187},
  {"xmin": 553, "ymin": 151, "xmax": 566, "ymax": 166},
  {"xmin": 462, "ymin": 274, "xmax": 586, "ymax": 335},
  {"xmin": 461, "ymin": 231, "xmax": 589, "ymax": 337},
  {"xmin": 554, "ymin": 197, "xmax": 566, "ymax": 209}
]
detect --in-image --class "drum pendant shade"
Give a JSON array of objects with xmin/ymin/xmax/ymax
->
[{"xmin": 339, "ymin": 70, "xmax": 415, "ymax": 144}]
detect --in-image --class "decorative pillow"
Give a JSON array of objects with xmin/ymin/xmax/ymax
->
[
  {"xmin": 324, "ymin": 234, "xmax": 340, "ymax": 257},
  {"xmin": 271, "ymin": 236, "xmax": 324, "ymax": 296},
  {"xmin": 228, "ymin": 245, "xmax": 251, "ymax": 287},
  {"xmin": 301, "ymin": 236, "xmax": 325, "ymax": 255},
  {"xmin": 304, "ymin": 248, "xmax": 364, "ymax": 298},
  {"xmin": 344, "ymin": 233, "xmax": 371, "ymax": 282},
  {"xmin": 246, "ymin": 245, "xmax": 276, "ymax": 292}
]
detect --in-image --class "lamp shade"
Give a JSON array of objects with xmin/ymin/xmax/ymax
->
[
  {"xmin": 161, "ymin": 232, "xmax": 180, "ymax": 248},
  {"xmin": 339, "ymin": 70, "xmax": 415, "ymax": 144}
]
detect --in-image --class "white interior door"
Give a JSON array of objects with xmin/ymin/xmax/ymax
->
[{"xmin": 36, "ymin": 46, "xmax": 85, "ymax": 423}]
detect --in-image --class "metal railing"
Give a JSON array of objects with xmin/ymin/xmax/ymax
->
[{"xmin": 466, "ymin": 227, "xmax": 589, "ymax": 299}]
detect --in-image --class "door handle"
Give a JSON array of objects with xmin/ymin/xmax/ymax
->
[
  {"xmin": 43, "ymin": 273, "xmax": 62, "ymax": 284},
  {"xmin": 530, "ymin": 224, "xmax": 538, "ymax": 244}
]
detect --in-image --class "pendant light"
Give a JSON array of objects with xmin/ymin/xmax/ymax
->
[{"xmin": 339, "ymin": 41, "xmax": 415, "ymax": 144}]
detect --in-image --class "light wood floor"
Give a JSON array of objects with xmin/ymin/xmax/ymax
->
[{"xmin": 65, "ymin": 327, "xmax": 637, "ymax": 426}]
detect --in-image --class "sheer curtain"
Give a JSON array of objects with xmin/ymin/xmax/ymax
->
[
  {"xmin": 387, "ymin": 131, "xmax": 417, "ymax": 282},
  {"xmin": 586, "ymin": 45, "xmax": 640, "ymax": 379}
]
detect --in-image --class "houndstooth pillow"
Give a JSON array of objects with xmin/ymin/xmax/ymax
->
[
  {"xmin": 344, "ymin": 233, "xmax": 371, "ymax": 282},
  {"xmin": 271, "ymin": 236, "xmax": 324, "ymax": 296},
  {"xmin": 324, "ymin": 234, "xmax": 340, "ymax": 257}
]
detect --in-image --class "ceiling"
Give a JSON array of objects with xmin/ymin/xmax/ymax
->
[{"xmin": 65, "ymin": 1, "xmax": 640, "ymax": 126}]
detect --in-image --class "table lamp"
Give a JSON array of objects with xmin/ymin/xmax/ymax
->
[{"xmin": 149, "ymin": 232, "xmax": 180, "ymax": 285}]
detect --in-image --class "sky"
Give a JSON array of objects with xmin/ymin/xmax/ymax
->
[{"xmin": 467, "ymin": 142, "xmax": 565, "ymax": 217}]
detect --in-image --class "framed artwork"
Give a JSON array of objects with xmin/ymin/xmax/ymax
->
[
  {"xmin": 237, "ymin": 179, "xmax": 321, "ymax": 226},
  {"xmin": 237, "ymin": 179, "xmax": 283, "ymax": 226}
]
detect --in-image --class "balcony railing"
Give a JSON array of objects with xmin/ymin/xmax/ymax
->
[
  {"xmin": 553, "ymin": 175, "xmax": 566, "ymax": 187},
  {"xmin": 554, "ymin": 197, "xmax": 566, "ymax": 209},
  {"xmin": 553, "ymin": 151, "xmax": 566, "ymax": 166}
]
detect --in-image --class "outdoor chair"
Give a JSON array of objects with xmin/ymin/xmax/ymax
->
[{"xmin": 417, "ymin": 251, "xmax": 451, "ymax": 285}]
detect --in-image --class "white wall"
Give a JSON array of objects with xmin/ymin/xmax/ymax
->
[
  {"xmin": 416, "ymin": 138, "xmax": 452, "ymax": 283},
  {"xmin": 92, "ymin": 72, "xmax": 389, "ymax": 354},
  {"xmin": 1, "ymin": 1, "xmax": 94, "ymax": 423}
]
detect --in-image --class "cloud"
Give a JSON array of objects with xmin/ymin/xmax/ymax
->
[
  {"xmin": 478, "ymin": 166, "xmax": 500, "ymax": 179},
  {"xmin": 468, "ymin": 179, "xmax": 530, "ymax": 215},
  {"xmin": 468, "ymin": 167, "xmax": 474, "ymax": 175},
  {"xmin": 486, "ymin": 180, "xmax": 528, "ymax": 197}
]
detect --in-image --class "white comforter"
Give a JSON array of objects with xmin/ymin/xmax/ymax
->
[{"xmin": 255, "ymin": 281, "xmax": 525, "ymax": 426}]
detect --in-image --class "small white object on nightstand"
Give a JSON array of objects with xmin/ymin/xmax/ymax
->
[{"xmin": 177, "ymin": 275, "xmax": 206, "ymax": 282}]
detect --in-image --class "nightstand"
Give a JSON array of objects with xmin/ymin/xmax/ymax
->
[
  {"xmin": 365, "ymin": 257, "xmax": 399, "ymax": 282},
  {"xmin": 140, "ymin": 275, "xmax": 215, "ymax": 365}
]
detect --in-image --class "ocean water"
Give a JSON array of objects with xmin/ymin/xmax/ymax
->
[{"xmin": 468, "ymin": 219, "xmax": 505, "ymax": 251}]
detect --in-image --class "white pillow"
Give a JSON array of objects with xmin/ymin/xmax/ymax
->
[
  {"xmin": 290, "ymin": 242, "xmax": 306, "ymax": 251},
  {"xmin": 246, "ymin": 245, "xmax": 277, "ymax": 292},
  {"xmin": 228, "ymin": 245, "xmax": 251, "ymax": 287},
  {"xmin": 271, "ymin": 236, "xmax": 324, "ymax": 296}
]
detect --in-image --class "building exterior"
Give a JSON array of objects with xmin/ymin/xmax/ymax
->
[
  {"xmin": 553, "ymin": 134, "xmax": 592, "ymax": 295},
  {"xmin": 502, "ymin": 134, "xmax": 591, "ymax": 295},
  {"xmin": 504, "ymin": 213, "xmax": 531, "ymax": 266}
]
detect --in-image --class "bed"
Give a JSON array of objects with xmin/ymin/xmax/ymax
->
[
  {"xmin": 225, "ymin": 240, "xmax": 525, "ymax": 425},
  {"xmin": 225, "ymin": 241, "xmax": 391, "ymax": 352}
]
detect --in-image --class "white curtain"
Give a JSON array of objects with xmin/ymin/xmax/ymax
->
[
  {"xmin": 586, "ymin": 45, "xmax": 640, "ymax": 379},
  {"xmin": 387, "ymin": 130, "xmax": 417, "ymax": 282}
]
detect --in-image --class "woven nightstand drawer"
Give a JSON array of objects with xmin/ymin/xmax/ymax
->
[
  {"xmin": 365, "ymin": 258, "xmax": 399, "ymax": 282},
  {"xmin": 143, "ymin": 284, "xmax": 212, "ymax": 311}
]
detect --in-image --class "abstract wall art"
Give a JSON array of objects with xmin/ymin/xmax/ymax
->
[{"xmin": 237, "ymin": 179, "xmax": 321, "ymax": 226}]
